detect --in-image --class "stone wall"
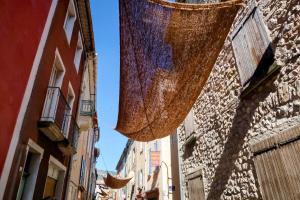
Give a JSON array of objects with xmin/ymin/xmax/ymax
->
[{"xmin": 177, "ymin": 0, "xmax": 300, "ymax": 199}]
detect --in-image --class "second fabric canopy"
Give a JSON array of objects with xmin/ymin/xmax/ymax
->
[{"xmin": 104, "ymin": 173, "xmax": 132, "ymax": 189}]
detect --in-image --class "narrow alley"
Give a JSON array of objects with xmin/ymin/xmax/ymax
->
[{"xmin": 0, "ymin": 0, "xmax": 299, "ymax": 200}]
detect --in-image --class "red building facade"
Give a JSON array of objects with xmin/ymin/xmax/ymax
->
[
  {"xmin": 0, "ymin": 0, "xmax": 52, "ymax": 178},
  {"xmin": 0, "ymin": 0, "xmax": 96, "ymax": 199}
]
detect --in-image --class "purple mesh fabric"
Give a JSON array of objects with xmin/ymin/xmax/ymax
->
[{"xmin": 117, "ymin": 0, "xmax": 243, "ymax": 141}]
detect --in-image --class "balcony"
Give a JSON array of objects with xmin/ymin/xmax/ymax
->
[
  {"xmin": 38, "ymin": 87, "xmax": 79, "ymax": 155},
  {"xmin": 78, "ymin": 100, "xmax": 95, "ymax": 131},
  {"xmin": 80, "ymin": 100, "xmax": 95, "ymax": 116},
  {"xmin": 58, "ymin": 116, "xmax": 79, "ymax": 155},
  {"xmin": 38, "ymin": 87, "xmax": 71, "ymax": 141}
]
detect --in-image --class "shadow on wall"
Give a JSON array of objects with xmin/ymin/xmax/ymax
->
[
  {"xmin": 204, "ymin": 0, "xmax": 300, "ymax": 194},
  {"xmin": 206, "ymin": 40, "xmax": 280, "ymax": 199}
]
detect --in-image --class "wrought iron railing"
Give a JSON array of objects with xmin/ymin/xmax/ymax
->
[
  {"xmin": 41, "ymin": 87, "xmax": 71, "ymax": 137},
  {"xmin": 68, "ymin": 116, "xmax": 80, "ymax": 149},
  {"xmin": 80, "ymin": 100, "xmax": 95, "ymax": 116},
  {"xmin": 94, "ymin": 126, "xmax": 100, "ymax": 142},
  {"xmin": 94, "ymin": 147, "xmax": 100, "ymax": 158}
]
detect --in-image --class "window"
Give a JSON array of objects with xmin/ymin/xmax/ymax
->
[
  {"xmin": 64, "ymin": 0, "xmax": 76, "ymax": 43},
  {"xmin": 43, "ymin": 156, "xmax": 66, "ymax": 200},
  {"xmin": 67, "ymin": 184, "xmax": 77, "ymax": 200},
  {"xmin": 183, "ymin": 110, "xmax": 196, "ymax": 159},
  {"xmin": 184, "ymin": 111, "xmax": 195, "ymax": 139},
  {"xmin": 41, "ymin": 49, "xmax": 65, "ymax": 121},
  {"xmin": 74, "ymin": 33, "xmax": 83, "ymax": 72},
  {"xmin": 62, "ymin": 83, "xmax": 75, "ymax": 137},
  {"xmin": 16, "ymin": 140, "xmax": 44, "ymax": 200},
  {"xmin": 87, "ymin": 129, "xmax": 94, "ymax": 158},
  {"xmin": 66, "ymin": 83, "xmax": 75, "ymax": 110},
  {"xmin": 187, "ymin": 169, "xmax": 205, "ymax": 200},
  {"xmin": 39, "ymin": 49, "xmax": 71, "ymax": 141},
  {"xmin": 232, "ymin": 7, "xmax": 275, "ymax": 90},
  {"xmin": 252, "ymin": 126, "xmax": 300, "ymax": 200},
  {"xmin": 79, "ymin": 156, "xmax": 86, "ymax": 186}
]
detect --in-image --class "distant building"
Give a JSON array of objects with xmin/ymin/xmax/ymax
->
[
  {"xmin": 65, "ymin": 46, "xmax": 99, "ymax": 200},
  {"xmin": 115, "ymin": 140, "xmax": 134, "ymax": 200},
  {"xmin": 0, "ymin": 0, "xmax": 98, "ymax": 199},
  {"xmin": 116, "ymin": 137, "xmax": 180, "ymax": 200},
  {"xmin": 176, "ymin": 0, "xmax": 300, "ymax": 200}
]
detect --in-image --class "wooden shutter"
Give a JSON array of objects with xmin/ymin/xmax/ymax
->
[
  {"xmin": 44, "ymin": 177, "xmax": 57, "ymax": 198},
  {"xmin": 232, "ymin": 7, "xmax": 271, "ymax": 86},
  {"xmin": 184, "ymin": 111, "xmax": 195, "ymax": 139},
  {"xmin": 252, "ymin": 127, "xmax": 300, "ymax": 200},
  {"xmin": 187, "ymin": 170, "xmax": 205, "ymax": 200}
]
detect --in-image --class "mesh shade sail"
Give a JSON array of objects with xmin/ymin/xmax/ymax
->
[
  {"xmin": 117, "ymin": 0, "xmax": 243, "ymax": 141},
  {"xmin": 99, "ymin": 188, "xmax": 108, "ymax": 197},
  {"xmin": 104, "ymin": 173, "xmax": 132, "ymax": 189}
]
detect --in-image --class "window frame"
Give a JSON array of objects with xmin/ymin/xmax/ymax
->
[
  {"xmin": 62, "ymin": 82, "xmax": 75, "ymax": 138},
  {"xmin": 63, "ymin": 0, "xmax": 77, "ymax": 44},
  {"xmin": 41, "ymin": 49, "xmax": 66, "ymax": 122},
  {"xmin": 184, "ymin": 110, "xmax": 195, "ymax": 140},
  {"xmin": 16, "ymin": 139, "xmax": 44, "ymax": 200},
  {"xmin": 74, "ymin": 32, "xmax": 83, "ymax": 72},
  {"xmin": 231, "ymin": 6, "xmax": 278, "ymax": 95},
  {"xmin": 43, "ymin": 155, "xmax": 66, "ymax": 200},
  {"xmin": 183, "ymin": 110, "xmax": 197, "ymax": 153}
]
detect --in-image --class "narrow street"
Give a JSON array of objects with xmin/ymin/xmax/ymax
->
[{"xmin": 0, "ymin": 0, "xmax": 299, "ymax": 200}]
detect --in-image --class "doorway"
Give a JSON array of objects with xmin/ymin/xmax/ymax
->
[{"xmin": 16, "ymin": 140, "xmax": 44, "ymax": 200}]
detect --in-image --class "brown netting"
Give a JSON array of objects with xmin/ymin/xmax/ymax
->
[
  {"xmin": 103, "ymin": 173, "xmax": 132, "ymax": 189},
  {"xmin": 99, "ymin": 188, "xmax": 108, "ymax": 197},
  {"xmin": 116, "ymin": 0, "xmax": 243, "ymax": 141}
]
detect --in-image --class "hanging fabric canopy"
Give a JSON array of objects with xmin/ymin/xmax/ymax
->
[
  {"xmin": 116, "ymin": 0, "xmax": 243, "ymax": 141},
  {"xmin": 104, "ymin": 173, "xmax": 132, "ymax": 189},
  {"xmin": 99, "ymin": 188, "xmax": 108, "ymax": 197}
]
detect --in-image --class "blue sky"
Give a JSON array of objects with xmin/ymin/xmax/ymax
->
[
  {"xmin": 90, "ymin": 0, "xmax": 177, "ymax": 171},
  {"xmin": 90, "ymin": 0, "xmax": 127, "ymax": 171}
]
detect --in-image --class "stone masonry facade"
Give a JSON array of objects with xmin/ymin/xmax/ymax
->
[{"xmin": 177, "ymin": 0, "xmax": 300, "ymax": 199}]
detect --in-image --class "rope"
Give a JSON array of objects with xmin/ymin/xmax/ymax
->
[{"xmin": 100, "ymin": 152, "xmax": 109, "ymax": 173}]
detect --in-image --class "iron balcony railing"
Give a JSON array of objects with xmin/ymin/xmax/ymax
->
[
  {"xmin": 94, "ymin": 147, "xmax": 100, "ymax": 158},
  {"xmin": 68, "ymin": 116, "xmax": 80, "ymax": 149},
  {"xmin": 80, "ymin": 100, "xmax": 95, "ymax": 116},
  {"xmin": 41, "ymin": 87, "xmax": 71, "ymax": 137},
  {"xmin": 94, "ymin": 126, "xmax": 100, "ymax": 142}
]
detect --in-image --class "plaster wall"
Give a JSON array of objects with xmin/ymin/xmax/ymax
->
[
  {"xmin": 0, "ymin": 0, "xmax": 52, "ymax": 176},
  {"xmin": 4, "ymin": 0, "xmax": 86, "ymax": 198}
]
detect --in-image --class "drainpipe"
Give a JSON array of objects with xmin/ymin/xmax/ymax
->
[{"xmin": 177, "ymin": 131, "xmax": 185, "ymax": 200}]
